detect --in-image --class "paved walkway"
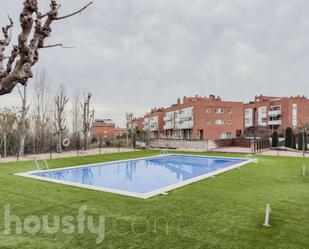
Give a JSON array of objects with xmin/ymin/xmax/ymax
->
[
  {"xmin": 1, "ymin": 146, "xmax": 307, "ymax": 164},
  {"xmin": 212, "ymin": 147, "xmax": 252, "ymax": 154},
  {"xmin": 0, "ymin": 147, "xmax": 135, "ymax": 164}
]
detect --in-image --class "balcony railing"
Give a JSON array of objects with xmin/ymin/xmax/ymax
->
[
  {"xmin": 177, "ymin": 112, "xmax": 193, "ymax": 120},
  {"xmin": 268, "ymin": 120, "xmax": 282, "ymax": 125},
  {"xmin": 175, "ymin": 120, "xmax": 193, "ymax": 129},
  {"xmin": 268, "ymin": 110, "xmax": 282, "ymax": 116},
  {"xmin": 163, "ymin": 123, "xmax": 174, "ymax": 130},
  {"xmin": 163, "ymin": 116, "xmax": 174, "ymax": 122}
]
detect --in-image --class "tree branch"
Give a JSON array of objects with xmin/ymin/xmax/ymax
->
[
  {"xmin": 55, "ymin": 2, "xmax": 93, "ymax": 20},
  {"xmin": 0, "ymin": 16, "xmax": 14, "ymax": 74},
  {"xmin": 41, "ymin": 43, "xmax": 75, "ymax": 49}
]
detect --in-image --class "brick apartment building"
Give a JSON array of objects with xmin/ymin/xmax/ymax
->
[
  {"xmin": 144, "ymin": 95, "xmax": 244, "ymax": 140},
  {"xmin": 131, "ymin": 117, "xmax": 144, "ymax": 130},
  {"xmin": 92, "ymin": 119, "xmax": 126, "ymax": 140},
  {"xmin": 244, "ymin": 95, "xmax": 309, "ymax": 137}
]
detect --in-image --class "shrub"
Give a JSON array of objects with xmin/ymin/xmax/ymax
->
[
  {"xmin": 284, "ymin": 127, "xmax": 293, "ymax": 148},
  {"xmin": 292, "ymin": 134, "xmax": 297, "ymax": 149},
  {"xmin": 272, "ymin": 131, "xmax": 278, "ymax": 147},
  {"xmin": 105, "ymin": 140, "xmax": 112, "ymax": 147},
  {"xmin": 298, "ymin": 132, "xmax": 308, "ymax": 151}
]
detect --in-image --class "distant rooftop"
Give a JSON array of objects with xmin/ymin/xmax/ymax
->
[{"xmin": 94, "ymin": 119, "xmax": 114, "ymax": 125}]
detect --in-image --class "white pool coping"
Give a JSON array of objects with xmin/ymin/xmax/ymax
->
[{"xmin": 15, "ymin": 154, "xmax": 253, "ymax": 199}]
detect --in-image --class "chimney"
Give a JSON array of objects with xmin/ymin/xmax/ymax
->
[{"xmin": 177, "ymin": 98, "xmax": 181, "ymax": 105}]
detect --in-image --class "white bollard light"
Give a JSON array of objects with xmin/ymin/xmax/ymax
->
[{"xmin": 263, "ymin": 204, "xmax": 271, "ymax": 227}]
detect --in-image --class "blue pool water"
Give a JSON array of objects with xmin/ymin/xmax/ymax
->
[{"xmin": 31, "ymin": 155, "xmax": 248, "ymax": 196}]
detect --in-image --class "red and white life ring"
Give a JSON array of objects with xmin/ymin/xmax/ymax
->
[{"xmin": 62, "ymin": 138, "xmax": 71, "ymax": 147}]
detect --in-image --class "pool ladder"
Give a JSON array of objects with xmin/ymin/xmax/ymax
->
[
  {"xmin": 160, "ymin": 149, "xmax": 169, "ymax": 155},
  {"xmin": 32, "ymin": 160, "xmax": 50, "ymax": 171}
]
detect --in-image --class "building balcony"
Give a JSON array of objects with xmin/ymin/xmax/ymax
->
[
  {"xmin": 149, "ymin": 120, "xmax": 158, "ymax": 125},
  {"xmin": 268, "ymin": 120, "xmax": 282, "ymax": 125},
  {"xmin": 163, "ymin": 116, "xmax": 173, "ymax": 122},
  {"xmin": 175, "ymin": 120, "xmax": 193, "ymax": 129},
  {"xmin": 178, "ymin": 112, "xmax": 193, "ymax": 120},
  {"xmin": 268, "ymin": 110, "xmax": 282, "ymax": 116},
  {"xmin": 163, "ymin": 122, "xmax": 174, "ymax": 130}
]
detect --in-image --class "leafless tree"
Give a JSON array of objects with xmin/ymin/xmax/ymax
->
[
  {"xmin": 81, "ymin": 92, "xmax": 94, "ymax": 150},
  {"xmin": 0, "ymin": 108, "xmax": 18, "ymax": 157},
  {"xmin": 54, "ymin": 85, "xmax": 68, "ymax": 153},
  {"xmin": 0, "ymin": 0, "xmax": 93, "ymax": 96},
  {"xmin": 33, "ymin": 69, "xmax": 51, "ymax": 153},
  {"xmin": 126, "ymin": 112, "xmax": 133, "ymax": 147},
  {"xmin": 17, "ymin": 84, "xmax": 30, "ymax": 157},
  {"xmin": 72, "ymin": 90, "xmax": 81, "ymax": 135}
]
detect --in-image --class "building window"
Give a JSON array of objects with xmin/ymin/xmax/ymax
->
[
  {"xmin": 206, "ymin": 120, "xmax": 211, "ymax": 125},
  {"xmin": 292, "ymin": 104, "xmax": 297, "ymax": 128},
  {"xmin": 215, "ymin": 119, "xmax": 224, "ymax": 125},
  {"xmin": 206, "ymin": 108, "xmax": 211, "ymax": 113},
  {"xmin": 245, "ymin": 108, "xmax": 253, "ymax": 127},
  {"xmin": 220, "ymin": 132, "xmax": 232, "ymax": 139},
  {"xmin": 258, "ymin": 106, "xmax": 267, "ymax": 126},
  {"xmin": 228, "ymin": 120, "xmax": 232, "ymax": 125},
  {"xmin": 228, "ymin": 108, "xmax": 232, "ymax": 113},
  {"xmin": 215, "ymin": 108, "xmax": 224, "ymax": 113}
]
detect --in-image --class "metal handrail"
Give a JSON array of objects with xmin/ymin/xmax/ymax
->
[
  {"xmin": 32, "ymin": 160, "xmax": 49, "ymax": 171},
  {"xmin": 43, "ymin": 160, "xmax": 49, "ymax": 170},
  {"xmin": 160, "ymin": 149, "xmax": 169, "ymax": 155},
  {"xmin": 32, "ymin": 160, "xmax": 41, "ymax": 171}
]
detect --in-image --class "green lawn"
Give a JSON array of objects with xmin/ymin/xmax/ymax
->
[{"xmin": 0, "ymin": 151, "xmax": 309, "ymax": 249}]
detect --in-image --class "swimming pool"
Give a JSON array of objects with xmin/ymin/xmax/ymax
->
[{"xmin": 16, "ymin": 154, "xmax": 251, "ymax": 199}]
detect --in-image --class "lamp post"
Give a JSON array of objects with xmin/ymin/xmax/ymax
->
[
  {"xmin": 300, "ymin": 125, "xmax": 309, "ymax": 157},
  {"xmin": 300, "ymin": 125, "xmax": 308, "ymax": 176}
]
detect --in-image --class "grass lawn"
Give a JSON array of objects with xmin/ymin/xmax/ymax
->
[{"xmin": 0, "ymin": 151, "xmax": 309, "ymax": 249}]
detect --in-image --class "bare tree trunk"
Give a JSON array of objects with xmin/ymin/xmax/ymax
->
[
  {"xmin": 3, "ymin": 131, "xmax": 6, "ymax": 158},
  {"xmin": 17, "ymin": 84, "xmax": 30, "ymax": 157},
  {"xmin": 72, "ymin": 90, "xmax": 81, "ymax": 146},
  {"xmin": 54, "ymin": 85, "xmax": 69, "ymax": 153},
  {"xmin": 81, "ymin": 93, "xmax": 94, "ymax": 150},
  {"xmin": 0, "ymin": 109, "xmax": 18, "ymax": 157},
  {"xmin": 303, "ymin": 128, "xmax": 306, "ymax": 157},
  {"xmin": 126, "ymin": 112, "xmax": 133, "ymax": 147},
  {"xmin": 33, "ymin": 69, "xmax": 50, "ymax": 153}
]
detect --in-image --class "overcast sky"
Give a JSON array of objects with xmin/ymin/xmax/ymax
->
[{"xmin": 1, "ymin": 0, "xmax": 309, "ymax": 127}]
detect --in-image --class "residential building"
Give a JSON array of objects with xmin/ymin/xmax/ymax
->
[
  {"xmin": 145, "ymin": 95, "xmax": 244, "ymax": 140},
  {"xmin": 144, "ymin": 108, "xmax": 165, "ymax": 138},
  {"xmin": 244, "ymin": 95, "xmax": 309, "ymax": 136},
  {"xmin": 131, "ymin": 117, "xmax": 144, "ymax": 130},
  {"xmin": 92, "ymin": 119, "xmax": 125, "ymax": 140},
  {"xmin": 115, "ymin": 127, "xmax": 126, "ymax": 137}
]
